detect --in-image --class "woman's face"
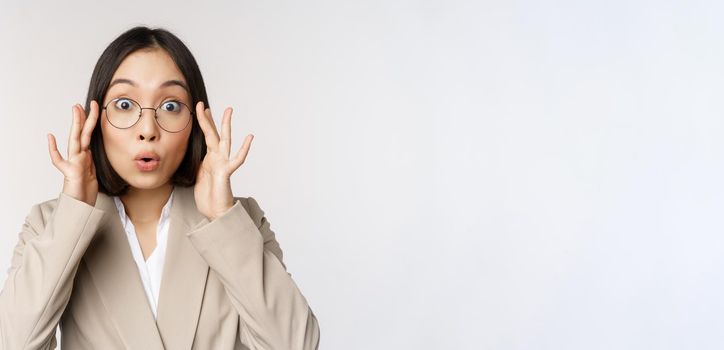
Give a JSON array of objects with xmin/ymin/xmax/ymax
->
[{"xmin": 101, "ymin": 48, "xmax": 193, "ymax": 190}]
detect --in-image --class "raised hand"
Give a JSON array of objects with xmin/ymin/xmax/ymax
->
[
  {"xmin": 193, "ymin": 101, "xmax": 254, "ymax": 221},
  {"xmin": 47, "ymin": 101, "xmax": 100, "ymax": 207}
]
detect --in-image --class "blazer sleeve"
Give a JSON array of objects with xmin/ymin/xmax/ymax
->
[
  {"xmin": 186, "ymin": 196, "xmax": 320, "ymax": 350},
  {"xmin": 0, "ymin": 192, "xmax": 105, "ymax": 350}
]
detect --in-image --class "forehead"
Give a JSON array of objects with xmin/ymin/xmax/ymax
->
[{"xmin": 108, "ymin": 48, "xmax": 189, "ymax": 94}]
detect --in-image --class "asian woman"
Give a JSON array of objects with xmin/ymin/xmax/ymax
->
[{"xmin": 0, "ymin": 26, "xmax": 320, "ymax": 349}]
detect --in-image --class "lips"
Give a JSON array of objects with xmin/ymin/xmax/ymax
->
[
  {"xmin": 134, "ymin": 151, "xmax": 160, "ymax": 172},
  {"xmin": 134, "ymin": 151, "xmax": 160, "ymax": 162}
]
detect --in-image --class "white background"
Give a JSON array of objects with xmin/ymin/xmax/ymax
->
[{"xmin": 1, "ymin": 0, "xmax": 723, "ymax": 349}]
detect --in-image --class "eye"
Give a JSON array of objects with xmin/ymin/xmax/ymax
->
[
  {"xmin": 114, "ymin": 98, "xmax": 134, "ymax": 111},
  {"xmin": 161, "ymin": 100, "xmax": 181, "ymax": 113}
]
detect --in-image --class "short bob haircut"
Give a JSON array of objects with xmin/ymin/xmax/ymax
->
[{"xmin": 84, "ymin": 26, "xmax": 209, "ymax": 196}]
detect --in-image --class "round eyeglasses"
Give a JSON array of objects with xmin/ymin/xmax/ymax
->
[{"xmin": 103, "ymin": 97, "xmax": 194, "ymax": 133}]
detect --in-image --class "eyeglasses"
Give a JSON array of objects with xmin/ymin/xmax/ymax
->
[{"xmin": 102, "ymin": 97, "xmax": 194, "ymax": 133}]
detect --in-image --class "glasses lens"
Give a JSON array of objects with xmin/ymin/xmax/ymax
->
[
  {"xmin": 107, "ymin": 98, "xmax": 141, "ymax": 128},
  {"xmin": 156, "ymin": 100, "xmax": 192, "ymax": 132}
]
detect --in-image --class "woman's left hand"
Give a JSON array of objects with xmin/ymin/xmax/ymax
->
[{"xmin": 194, "ymin": 101, "xmax": 254, "ymax": 221}]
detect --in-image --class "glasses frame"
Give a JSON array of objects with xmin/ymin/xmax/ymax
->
[{"xmin": 102, "ymin": 97, "xmax": 195, "ymax": 133}]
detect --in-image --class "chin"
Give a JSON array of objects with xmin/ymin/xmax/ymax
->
[{"xmin": 122, "ymin": 173, "xmax": 170, "ymax": 190}]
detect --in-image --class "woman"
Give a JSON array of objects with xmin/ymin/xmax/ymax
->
[{"xmin": 0, "ymin": 26, "xmax": 320, "ymax": 349}]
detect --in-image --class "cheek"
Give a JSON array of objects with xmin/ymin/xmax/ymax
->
[
  {"xmin": 101, "ymin": 122, "xmax": 128, "ymax": 164},
  {"xmin": 166, "ymin": 133, "xmax": 191, "ymax": 165}
]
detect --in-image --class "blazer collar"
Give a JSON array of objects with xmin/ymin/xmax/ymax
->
[{"xmin": 83, "ymin": 185, "xmax": 210, "ymax": 350}]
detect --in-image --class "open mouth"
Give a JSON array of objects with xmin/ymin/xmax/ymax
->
[{"xmin": 135, "ymin": 158, "xmax": 160, "ymax": 171}]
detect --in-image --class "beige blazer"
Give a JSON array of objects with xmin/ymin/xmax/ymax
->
[{"xmin": 0, "ymin": 185, "xmax": 320, "ymax": 349}]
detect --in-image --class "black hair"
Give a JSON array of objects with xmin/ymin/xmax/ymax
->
[{"xmin": 84, "ymin": 26, "xmax": 208, "ymax": 196}]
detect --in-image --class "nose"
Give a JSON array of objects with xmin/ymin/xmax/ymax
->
[{"xmin": 137, "ymin": 108, "xmax": 159, "ymax": 141}]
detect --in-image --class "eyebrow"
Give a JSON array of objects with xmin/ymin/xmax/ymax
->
[{"xmin": 108, "ymin": 78, "xmax": 190, "ymax": 92}]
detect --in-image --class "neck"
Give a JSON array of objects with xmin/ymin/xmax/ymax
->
[{"xmin": 119, "ymin": 183, "xmax": 174, "ymax": 225}]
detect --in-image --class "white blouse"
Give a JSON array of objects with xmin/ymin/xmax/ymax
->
[{"xmin": 112, "ymin": 188, "xmax": 174, "ymax": 320}]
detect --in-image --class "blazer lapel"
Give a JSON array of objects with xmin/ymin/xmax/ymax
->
[
  {"xmin": 155, "ymin": 185, "xmax": 210, "ymax": 349},
  {"xmin": 83, "ymin": 185, "xmax": 209, "ymax": 350},
  {"xmin": 83, "ymin": 191, "xmax": 165, "ymax": 349}
]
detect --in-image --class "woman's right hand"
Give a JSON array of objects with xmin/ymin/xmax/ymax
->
[{"xmin": 47, "ymin": 101, "xmax": 100, "ymax": 207}]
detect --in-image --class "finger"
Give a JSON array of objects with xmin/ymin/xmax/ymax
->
[
  {"xmin": 47, "ymin": 133, "xmax": 65, "ymax": 169},
  {"xmin": 204, "ymin": 107, "xmax": 221, "ymax": 141},
  {"xmin": 68, "ymin": 104, "xmax": 83, "ymax": 156},
  {"xmin": 80, "ymin": 100, "xmax": 99, "ymax": 150},
  {"xmin": 196, "ymin": 101, "xmax": 219, "ymax": 150},
  {"xmin": 90, "ymin": 153, "xmax": 96, "ymax": 175},
  {"xmin": 230, "ymin": 134, "xmax": 254, "ymax": 172},
  {"xmin": 220, "ymin": 107, "xmax": 232, "ymax": 157}
]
